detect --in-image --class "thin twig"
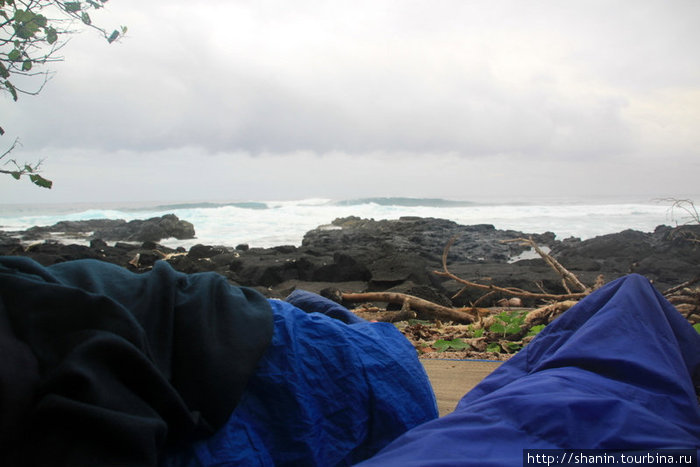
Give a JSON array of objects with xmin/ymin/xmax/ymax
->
[{"xmin": 342, "ymin": 291, "xmax": 479, "ymax": 324}]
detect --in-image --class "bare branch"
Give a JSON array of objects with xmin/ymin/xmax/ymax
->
[
  {"xmin": 502, "ymin": 237, "xmax": 589, "ymax": 293},
  {"xmin": 434, "ymin": 236, "xmax": 588, "ymax": 302},
  {"xmin": 0, "ymin": 138, "xmax": 21, "ymax": 161}
]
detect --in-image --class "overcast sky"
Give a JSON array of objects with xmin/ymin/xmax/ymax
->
[{"xmin": 3, "ymin": 0, "xmax": 700, "ymax": 204}]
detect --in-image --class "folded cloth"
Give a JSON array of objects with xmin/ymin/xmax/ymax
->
[
  {"xmin": 0, "ymin": 257, "xmax": 273, "ymax": 466},
  {"xmin": 356, "ymin": 274, "xmax": 700, "ymax": 466},
  {"xmin": 286, "ymin": 288, "xmax": 365, "ymax": 324},
  {"xmin": 162, "ymin": 296, "xmax": 438, "ymax": 466}
]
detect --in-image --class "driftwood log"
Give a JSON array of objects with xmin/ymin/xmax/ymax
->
[{"xmin": 342, "ymin": 291, "xmax": 480, "ymax": 324}]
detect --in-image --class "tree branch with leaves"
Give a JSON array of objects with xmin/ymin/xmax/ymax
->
[
  {"xmin": 1, "ymin": 0, "xmax": 126, "ymax": 188},
  {"xmin": 0, "ymin": 137, "xmax": 52, "ymax": 187}
]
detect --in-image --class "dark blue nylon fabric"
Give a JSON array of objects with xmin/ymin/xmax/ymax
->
[
  {"xmin": 286, "ymin": 289, "xmax": 366, "ymax": 324},
  {"xmin": 356, "ymin": 274, "xmax": 700, "ymax": 466},
  {"xmin": 162, "ymin": 296, "xmax": 438, "ymax": 466}
]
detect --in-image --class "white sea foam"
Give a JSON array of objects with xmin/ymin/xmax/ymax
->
[{"xmin": 0, "ymin": 197, "xmax": 689, "ymax": 249}]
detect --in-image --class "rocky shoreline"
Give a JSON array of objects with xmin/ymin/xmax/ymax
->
[{"xmin": 2, "ymin": 214, "xmax": 699, "ymax": 309}]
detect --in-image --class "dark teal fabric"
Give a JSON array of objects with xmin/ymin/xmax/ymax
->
[{"xmin": 0, "ymin": 257, "xmax": 273, "ymax": 466}]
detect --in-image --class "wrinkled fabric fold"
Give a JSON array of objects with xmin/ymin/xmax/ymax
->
[
  {"xmin": 0, "ymin": 257, "xmax": 273, "ymax": 466},
  {"xmin": 163, "ymin": 294, "xmax": 438, "ymax": 466},
  {"xmin": 357, "ymin": 274, "xmax": 700, "ymax": 466}
]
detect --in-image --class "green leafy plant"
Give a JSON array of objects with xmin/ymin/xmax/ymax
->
[
  {"xmin": 486, "ymin": 342, "xmax": 501, "ymax": 353},
  {"xmin": 433, "ymin": 338, "xmax": 469, "ymax": 352},
  {"xmin": 694, "ymin": 323, "xmax": 700, "ymax": 334},
  {"xmin": 506, "ymin": 342, "xmax": 522, "ymax": 352},
  {"xmin": 488, "ymin": 310, "xmax": 527, "ymax": 337},
  {"xmin": 482, "ymin": 311, "xmax": 548, "ymax": 354}
]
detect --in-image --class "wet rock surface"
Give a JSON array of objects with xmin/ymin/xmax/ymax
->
[{"xmin": 2, "ymin": 216, "xmax": 698, "ymax": 307}]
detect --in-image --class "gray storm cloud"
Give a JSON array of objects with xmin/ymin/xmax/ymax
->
[{"xmin": 3, "ymin": 0, "xmax": 700, "ymax": 203}]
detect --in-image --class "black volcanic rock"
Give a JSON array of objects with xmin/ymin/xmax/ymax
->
[
  {"xmin": 92, "ymin": 214, "xmax": 195, "ymax": 242},
  {"xmin": 15, "ymin": 214, "xmax": 195, "ymax": 243},
  {"xmin": 550, "ymin": 225, "xmax": 700, "ymax": 287},
  {"xmin": 302, "ymin": 216, "xmax": 554, "ymax": 265},
  {"xmin": 2, "ymin": 215, "xmax": 697, "ymax": 307}
]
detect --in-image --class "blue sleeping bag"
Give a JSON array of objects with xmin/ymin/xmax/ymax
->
[
  {"xmin": 162, "ymin": 290, "xmax": 438, "ymax": 466},
  {"xmin": 357, "ymin": 274, "xmax": 700, "ymax": 466}
]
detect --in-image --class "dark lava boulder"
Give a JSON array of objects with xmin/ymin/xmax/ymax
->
[
  {"xmin": 92, "ymin": 214, "xmax": 195, "ymax": 242},
  {"xmin": 15, "ymin": 214, "xmax": 195, "ymax": 243},
  {"xmin": 550, "ymin": 225, "xmax": 700, "ymax": 291}
]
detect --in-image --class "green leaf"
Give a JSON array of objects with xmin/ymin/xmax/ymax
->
[
  {"xmin": 14, "ymin": 25, "xmax": 32, "ymax": 40},
  {"xmin": 46, "ymin": 26, "xmax": 58, "ymax": 44},
  {"xmin": 34, "ymin": 14, "xmax": 47, "ymax": 27},
  {"xmin": 10, "ymin": 171, "xmax": 21, "ymax": 180},
  {"xmin": 694, "ymin": 323, "xmax": 700, "ymax": 334},
  {"xmin": 495, "ymin": 312, "xmax": 511, "ymax": 323},
  {"xmin": 0, "ymin": 62, "xmax": 8, "ymax": 79},
  {"xmin": 5, "ymin": 80, "xmax": 18, "ymax": 101},
  {"xmin": 506, "ymin": 342, "xmax": 522, "ymax": 352},
  {"xmin": 489, "ymin": 322, "xmax": 506, "ymax": 335},
  {"xmin": 449, "ymin": 338, "xmax": 468, "ymax": 350},
  {"xmin": 64, "ymin": 2, "xmax": 82, "ymax": 13},
  {"xmin": 433, "ymin": 339, "xmax": 468, "ymax": 352},
  {"xmin": 107, "ymin": 29, "xmax": 119, "ymax": 43},
  {"xmin": 13, "ymin": 9, "xmax": 32, "ymax": 22},
  {"xmin": 511, "ymin": 314, "xmax": 526, "ymax": 326},
  {"xmin": 487, "ymin": 342, "xmax": 501, "ymax": 353},
  {"xmin": 22, "ymin": 60, "xmax": 32, "ymax": 71},
  {"xmin": 8, "ymin": 49, "xmax": 21, "ymax": 61},
  {"xmin": 505, "ymin": 322, "xmax": 522, "ymax": 335},
  {"xmin": 81, "ymin": 11, "xmax": 91, "ymax": 25},
  {"xmin": 472, "ymin": 328, "xmax": 484, "ymax": 338},
  {"xmin": 433, "ymin": 340, "xmax": 451, "ymax": 352},
  {"xmin": 0, "ymin": 126, "xmax": 5, "ymax": 136},
  {"xmin": 29, "ymin": 174, "xmax": 53, "ymax": 189}
]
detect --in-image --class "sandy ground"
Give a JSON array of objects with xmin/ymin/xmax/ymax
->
[{"xmin": 421, "ymin": 359, "xmax": 502, "ymax": 416}]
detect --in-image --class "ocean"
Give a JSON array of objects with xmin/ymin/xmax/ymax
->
[{"xmin": 0, "ymin": 197, "xmax": 692, "ymax": 249}]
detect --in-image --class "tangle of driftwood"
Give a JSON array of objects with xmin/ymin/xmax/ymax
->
[
  {"xmin": 340, "ymin": 236, "xmax": 593, "ymax": 329},
  {"xmin": 433, "ymin": 236, "xmax": 591, "ymax": 302}
]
